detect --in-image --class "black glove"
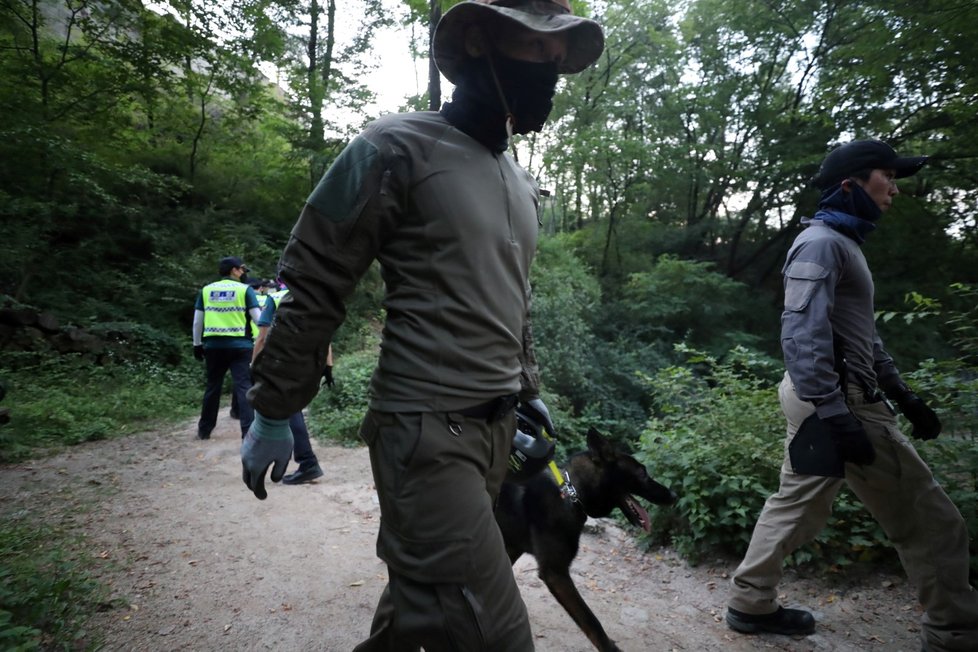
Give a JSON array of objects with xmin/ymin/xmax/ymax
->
[
  {"xmin": 886, "ymin": 383, "xmax": 941, "ymax": 440},
  {"xmin": 193, "ymin": 345, "xmax": 204, "ymax": 361},
  {"xmin": 822, "ymin": 412, "xmax": 875, "ymax": 465},
  {"xmin": 321, "ymin": 365, "xmax": 334, "ymax": 389}
]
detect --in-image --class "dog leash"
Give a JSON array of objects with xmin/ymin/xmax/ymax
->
[{"xmin": 548, "ymin": 460, "xmax": 580, "ymax": 504}]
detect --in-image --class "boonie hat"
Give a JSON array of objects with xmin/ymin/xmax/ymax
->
[
  {"xmin": 218, "ymin": 256, "xmax": 248, "ymax": 276},
  {"xmin": 432, "ymin": 0, "xmax": 604, "ymax": 84},
  {"xmin": 812, "ymin": 139, "xmax": 927, "ymax": 190}
]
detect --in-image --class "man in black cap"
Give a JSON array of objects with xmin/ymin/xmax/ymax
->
[
  {"xmin": 726, "ymin": 140, "xmax": 978, "ymax": 652},
  {"xmin": 240, "ymin": 1, "xmax": 602, "ymax": 649},
  {"xmin": 192, "ymin": 256, "xmax": 261, "ymax": 439}
]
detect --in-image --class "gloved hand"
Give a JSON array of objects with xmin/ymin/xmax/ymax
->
[
  {"xmin": 241, "ymin": 411, "xmax": 294, "ymax": 500},
  {"xmin": 321, "ymin": 365, "xmax": 334, "ymax": 389},
  {"xmin": 887, "ymin": 384, "xmax": 941, "ymax": 440},
  {"xmin": 193, "ymin": 345, "xmax": 204, "ymax": 361},
  {"xmin": 822, "ymin": 412, "xmax": 875, "ymax": 465},
  {"xmin": 518, "ymin": 397, "xmax": 556, "ymax": 439}
]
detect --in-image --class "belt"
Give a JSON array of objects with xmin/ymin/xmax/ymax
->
[{"xmin": 457, "ymin": 394, "xmax": 519, "ymax": 423}]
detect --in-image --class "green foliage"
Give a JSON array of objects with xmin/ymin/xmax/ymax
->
[
  {"xmin": 307, "ymin": 347, "xmax": 378, "ymax": 445},
  {"xmin": 635, "ymin": 345, "xmax": 892, "ymax": 567},
  {"xmin": 530, "ymin": 236, "xmax": 601, "ymax": 411},
  {"xmin": 0, "ymin": 519, "xmax": 105, "ymax": 650},
  {"xmin": 901, "ymin": 358, "xmax": 978, "ymax": 575},
  {"xmin": 0, "ymin": 355, "xmax": 199, "ymax": 462},
  {"xmin": 614, "ymin": 255, "xmax": 767, "ymax": 354},
  {"xmin": 86, "ymin": 321, "xmax": 184, "ymax": 366}
]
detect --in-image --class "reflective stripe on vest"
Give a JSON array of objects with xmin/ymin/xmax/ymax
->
[{"xmin": 201, "ymin": 279, "xmax": 248, "ymax": 338}]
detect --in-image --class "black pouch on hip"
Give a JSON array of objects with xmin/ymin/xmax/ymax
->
[{"xmin": 788, "ymin": 414, "xmax": 845, "ymax": 478}]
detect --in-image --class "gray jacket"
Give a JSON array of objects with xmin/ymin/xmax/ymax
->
[
  {"xmin": 250, "ymin": 111, "xmax": 542, "ymax": 419},
  {"xmin": 781, "ymin": 217, "xmax": 901, "ymax": 418}
]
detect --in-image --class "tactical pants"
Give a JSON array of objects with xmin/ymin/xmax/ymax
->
[
  {"xmin": 354, "ymin": 409, "xmax": 533, "ymax": 652},
  {"xmin": 730, "ymin": 372, "xmax": 978, "ymax": 652}
]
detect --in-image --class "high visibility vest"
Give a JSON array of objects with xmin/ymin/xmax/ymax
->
[
  {"xmin": 270, "ymin": 288, "xmax": 289, "ymax": 310},
  {"xmin": 201, "ymin": 278, "xmax": 249, "ymax": 338},
  {"xmin": 256, "ymin": 294, "xmax": 269, "ymax": 310}
]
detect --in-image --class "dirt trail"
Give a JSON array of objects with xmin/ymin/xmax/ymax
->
[{"xmin": 0, "ymin": 412, "xmax": 926, "ymax": 651}]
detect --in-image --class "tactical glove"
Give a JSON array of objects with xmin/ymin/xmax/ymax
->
[
  {"xmin": 321, "ymin": 365, "xmax": 334, "ymax": 389},
  {"xmin": 822, "ymin": 412, "xmax": 875, "ymax": 466},
  {"xmin": 241, "ymin": 411, "xmax": 293, "ymax": 500},
  {"xmin": 518, "ymin": 397, "xmax": 557, "ymax": 439},
  {"xmin": 885, "ymin": 383, "xmax": 941, "ymax": 440},
  {"xmin": 193, "ymin": 345, "xmax": 204, "ymax": 361}
]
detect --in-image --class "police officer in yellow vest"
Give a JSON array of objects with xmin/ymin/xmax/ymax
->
[{"xmin": 192, "ymin": 256, "xmax": 262, "ymax": 439}]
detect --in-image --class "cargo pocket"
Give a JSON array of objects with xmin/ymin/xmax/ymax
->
[
  {"xmin": 783, "ymin": 260, "xmax": 828, "ymax": 312},
  {"xmin": 376, "ymin": 412, "xmax": 483, "ymax": 584}
]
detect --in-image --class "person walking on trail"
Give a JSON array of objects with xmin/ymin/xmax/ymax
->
[
  {"xmin": 726, "ymin": 140, "xmax": 978, "ymax": 652},
  {"xmin": 192, "ymin": 256, "xmax": 261, "ymax": 440},
  {"xmin": 250, "ymin": 285, "xmax": 326, "ymax": 485},
  {"xmin": 240, "ymin": 1, "xmax": 603, "ymax": 649},
  {"xmin": 230, "ymin": 276, "xmax": 271, "ymax": 421}
]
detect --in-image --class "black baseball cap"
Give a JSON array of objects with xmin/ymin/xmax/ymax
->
[
  {"xmin": 218, "ymin": 256, "xmax": 248, "ymax": 276},
  {"xmin": 812, "ymin": 139, "xmax": 927, "ymax": 190}
]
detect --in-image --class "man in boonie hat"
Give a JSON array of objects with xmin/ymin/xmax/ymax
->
[
  {"xmin": 726, "ymin": 139, "xmax": 978, "ymax": 652},
  {"xmin": 241, "ymin": 2, "xmax": 604, "ymax": 650}
]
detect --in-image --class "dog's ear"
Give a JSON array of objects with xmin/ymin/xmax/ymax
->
[{"xmin": 586, "ymin": 427, "xmax": 616, "ymax": 462}]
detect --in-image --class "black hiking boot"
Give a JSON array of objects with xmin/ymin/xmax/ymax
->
[
  {"xmin": 726, "ymin": 606, "xmax": 815, "ymax": 636},
  {"xmin": 282, "ymin": 464, "xmax": 324, "ymax": 485}
]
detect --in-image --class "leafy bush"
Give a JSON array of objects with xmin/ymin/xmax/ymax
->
[
  {"xmin": 86, "ymin": 321, "xmax": 183, "ymax": 365},
  {"xmin": 902, "ymin": 359, "xmax": 978, "ymax": 575},
  {"xmin": 0, "ymin": 519, "xmax": 105, "ymax": 650},
  {"xmin": 530, "ymin": 236, "xmax": 602, "ymax": 412},
  {"xmin": 635, "ymin": 345, "xmax": 891, "ymax": 567},
  {"xmin": 307, "ymin": 348, "xmax": 378, "ymax": 445},
  {"xmin": 0, "ymin": 354, "xmax": 200, "ymax": 462}
]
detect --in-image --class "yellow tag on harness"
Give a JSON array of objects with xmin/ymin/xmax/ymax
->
[{"xmin": 548, "ymin": 460, "xmax": 564, "ymax": 486}]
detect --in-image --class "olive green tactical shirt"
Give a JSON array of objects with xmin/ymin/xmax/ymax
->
[{"xmin": 250, "ymin": 111, "xmax": 542, "ymax": 419}]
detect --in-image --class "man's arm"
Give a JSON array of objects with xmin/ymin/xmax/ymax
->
[
  {"xmin": 192, "ymin": 310, "xmax": 204, "ymax": 346},
  {"xmin": 250, "ymin": 131, "xmax": 401, "ymax": 419},
  {"xmin": 780, "ymin": 243, "xmax": 848, "ymax": 418},
  {"xmin": 518, "ymin": 310, "xmax": 541, "ymax": 402},
  {"xmin": 252, "ymin": 326, "xmax": 270, "ymax": 362}
]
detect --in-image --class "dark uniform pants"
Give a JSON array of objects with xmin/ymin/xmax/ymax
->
[
  {"xmin": 198, "ymin": 347, "xmax": 253, "ymax": 437},
  {"xmin": 288, "ymin": 411, "xmax": 318, "ymax": 469},
  {"xmin": 730, "ymin": 373, "xmax": 978, "ymax": 652},
  {"xmin": 354, "ymin": 409, "xmax": 533, "ymax": 652}
]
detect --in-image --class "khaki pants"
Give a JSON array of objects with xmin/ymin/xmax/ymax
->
[
  {"xmin": 354, "ymin": 409, "xmax": 533, "ymax": 652},
  {"xmin": 729, "ymin": 373, "xmax": 978, "ymax": 652}
]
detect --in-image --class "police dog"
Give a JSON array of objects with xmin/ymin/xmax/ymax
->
[{"xmin": 495, "ymin": 427, "xmax": 677, "ymax": 652}]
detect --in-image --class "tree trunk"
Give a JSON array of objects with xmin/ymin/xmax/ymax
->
[{"xmin": 427, "ymin": 0, "xmax": 442, "ymax": 111}]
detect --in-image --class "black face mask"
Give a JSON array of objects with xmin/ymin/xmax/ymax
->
[
  {"xmin": 490, "ymin": 54, "xmax": 559, "ymax": 135},
  {"xmin": 441, "ymin": 54, "xmax": 559, "ymax": 150},
  {"xmin": 819, "ymin": 182, "xmax": 882, "ymax": 223}
]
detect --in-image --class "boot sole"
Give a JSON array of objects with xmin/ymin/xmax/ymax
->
[{"xmin": 726, "ymin": 613, "xmax": 815, "ymax": 636}]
